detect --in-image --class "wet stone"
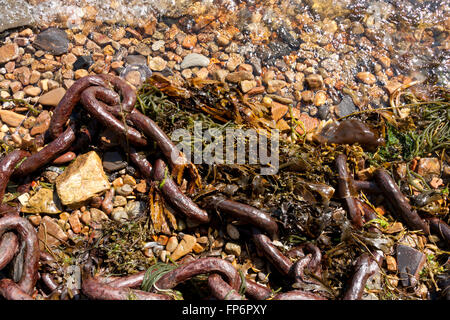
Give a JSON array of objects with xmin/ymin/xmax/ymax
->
[
  {"xmin": 0, "ymin": 110, "xmax": 25, "ymax": 127},
  {"xmin": 225, "ymin": 242, "xmax": 241, "ymax": 256},
  {"xmin": 73, "ymin": 56, "xmax": 94, "ymax": 71},
  {"xmin": 171, "ymin": 234, "xmax": 196, "ymax": 261},
  {"xmin": 166, "ymin": 236, "xmax": 178, "ymax": 253},
  {"xmin": 125, "ymin": 55, "xmax": 147, "ymax": 66},
  {"xmin": 103, "ymin": 151, "xmax": 127, "ymax": 172},
  {"xmin": 111, "ymin": 208, "xmax": 128, "ymax": 223},
  {"xmin": 113, "ymin": 195, "xmax": 127, "ymax": 207},
  {"xmin": 33, "ymin": 28, "xmax": 69, "ymax": 55},
  {"xmin": 397, "ymin": 244, "xmax": 426, "ymax": 287},
  {"xmin": 180, "ymin": 53, "xmax": 210, "ymax": 69},
  {"xmin": 305, "ymin": 74, "xmax": 324, "ymax": 90},
  {"xmin": 116, "ymin": 184, "xmax": 133, "ymax": 197},
  {"xmin": 336, "ymin": 95, "xmax": 357, "ymax": 118},
  {"xmin": 21, "ymin": 188, "xmax": 63, "ymax": 214},
  {"xmin": 226, "ymin": 224, "xmax": 240, "ymax": 240},
  {"xmin": 225, "ymin": 71, "xmax": 253, "ymax": 83},
  {"xmin": 125, "ymin": 200, "xmax": 146, "ymax": 218}
]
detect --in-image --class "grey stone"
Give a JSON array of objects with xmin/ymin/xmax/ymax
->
[
  {"xmin": 125, "ymin": 200, "xmax": 146, "ymax": 218},
  {"xmin": 249, "ymin": 56, "xmax": 262, "ymax": 75},
  {"xmin": 33, "ymin": 28, "xmax": 69, "ymax": 56},
  {"xmin": 336, "ymin": 95, "xmax": 357, "ymax": 118},
  {"xmin": 111, "ymin": 207, "xmax": 128, "ymax": 223},
  {"xmin": 73, "ymin": 56, "xmax": 94, "ymax": 71},
  {"xmin": 125, "ymin": 55, "xmax": 147, "ymax": 65},
  {"xmin": 397, "ymin": 244, "xmax": 426, "ymax": 287},
  {"xmin": 180, "ymin": 53, "xmax": 210, "ymax": 69},
  {"xmin": 0, "ymin": 0, "xmax": 34, "ymax": 33},
  {"xmin": 102, "ymin": 151, "xmax": 127, "ymax": 172},
  {"xmin": 116, "ymin": 184, "xmax": 133, "ymax": 196}
]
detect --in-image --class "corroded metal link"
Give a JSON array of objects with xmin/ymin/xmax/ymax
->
[
  {"xmin": 48, "ymin": 75, "xmax": 108, "ymax": 140},
  {"xmin": 152, "ymin": 159, "xmax": 209, "ymax": 224},
  {"xmin": 208, "ymin": 274, "xmax": 245, "ymax": 300},
  {"xmin": 0, "ymin": 214, "xmax": 40, "ymax": 296},
  {"xmin": 336, "ymin": 154, "xmax": 364, "ymax": 228},
  {"xmin": 252, "ymin": 227, "xmax": 293, "ymax": 276},
  {"xmin": 13, "ymin": 123, "xmax": 77, "ymax": 177},
  {"xmin": 155, "ymin": 257, "xmax": 241, "ymax": 291},
  {"xmin": 343, "ymin": 250, "xmax": 383, "ymax": 300},
  {"xmin": 81, "ymin": 276, "xmax": 172, "ymax": 300},
  {"xmin": 207, "ymin": 196, "xmax": 279, "ymax": 239},
  {"xmin": 80, "ymin": 86, "xmax": 148, "ymax": 147}
]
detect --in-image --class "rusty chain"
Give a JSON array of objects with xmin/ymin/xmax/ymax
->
[{"xmin": 0, "ymin": 75, "xmax": 448, "ymax": 301}]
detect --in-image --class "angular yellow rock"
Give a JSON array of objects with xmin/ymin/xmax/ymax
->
[
  {"xmin": 56, "ymin": 151, "xmax": 110, "ymax": 207},
  {"xmin": 171, "ymin": 234, "xmax": 196, "ymax": 261},
  {"xmin": 21, "ymin": 188, "xmax": 62, "ymax": 214}
]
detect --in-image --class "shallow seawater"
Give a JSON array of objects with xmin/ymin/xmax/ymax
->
[{"xmin": 4, "ymin": 0, "xmax": 448, "ymax": 86}]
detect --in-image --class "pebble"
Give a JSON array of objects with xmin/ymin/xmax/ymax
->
[
  {"xmin": 314, "ymin": 91, "xmax": 327, "ymax": 106},
  {"xmin": 111, "ymin": 207, "xmax": 128, "ymax": 223},
  {"xmin": 28, "ymin": 215, "xmax": 41, "ymax": 227},
  {"xmin": 336, "ymin": 95, "xmax": 357, "ymax": 118},
  {"xmin": 80, "ymin": 211, "xmax": 91, "ymax": 225},
  {"xmin": 14, "ymin": 67, "xmax": 31, "ymax": 85},
  {"xmin": 115, "ymin": 184, "xmax": 133, "ymax": 196},
  {"xmin": 305, "ymin": 74, "xmax": 324, "ymax": 89},
  {"xmin": 0, "ymin": 43, "xmax": 19, "ymax": 64},
  {"xmin": 135, "ymin": 180, "xmax": 147, "ymax": 193},
  {"xmin": 148, "ymin": 56, "xmax": 167, "ymax": 71},
  {"xmin": 240, "ymin": 79, "xmax": 257, "ymax": 93},
  {"xmin": 73, "ymin": 33, "xmax": 87, "ymax": 46},
  {"xmin": 52, "ymin": 151, "xmax": 76, "ymax": 165},
  {"xmin": 38, "ymin": 87, "xmax": 66, "ymax": 107},
  {"xmin": 135, "ymin": 43, "xmax": 151, "ymax": 56},
  {"xmin": 151, "ymin": 40, "xmax": 165, "ymax": 51},
  {"xmin": 125, "ymin": 200, "xmax": 146, "ymax": 218},
  {"xmin": 225, "ymin": 71, "xmax": 253, "ymax": 83},
  {"xmin": 266, "ymin": 79, "xmax": 287, "ymax": 93},
  {"xmin": 182, "ymin": 35, "xmax": 197, "ymax": 49},
  {"xmin": 386, "ymin": 255, "xmax": 397, "ymax": 272},
  {"xmin": 74, "ymin": 69, "xmax": 89, "ymax": 79},
  {"xmin": 226, "ymin": 224, "xmax": 240, "ymax": 240},
  {"xmin": 68, "ymin": 211, "xmax": 82, "ymax": 234},
  {"xmin": 103, "ymin": 151, "xmax": 127, "ymax": 172},
  {"xmin": 33, "ymin": 28, "xmax": 69, "ymax": 55},
  {"xmin": 73, "ymin": 55, "xmax": 94, "ymax": 71},
  {"xmin": 113, "ymin": 195, "xmax": 127, "ymax": 207},
  {"xmin": 0, "ymin": 110, "xmax": 25, "ymax": 127},
  {"xmin": 166, "ymin": 236, "xmax": 179, "ymax": 253},
  {"xmin": 171, "ymin": 234, "xmax": 197, "ymax": 261},
  {"xmin": 30, "ymin": 110, "xmax": 51, "ymax": 136},
  {"xmin": 224, "ymin": 242, "xmax": 241, "ymax": 256},
  {"xmin": 180, "ymin": 53, "xmax": 210, "ymax": 69},
  {"xmin": 212, "ymin": 69, "xmax": 229, "ymax": 82},
  {"xmin": 271, "ymin": 101, "xmax": 288, "ymax": 122},
  {"xmin": 357, "ymin": 72, "xmax": 377, "ymax": 85},
  {"xmin": 90, "ymin": 32, "xmax": 111, "ymax": 46},
  {"xmin": 90, "ymin": 208, "xmax": 110, "ymax": 224}
]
